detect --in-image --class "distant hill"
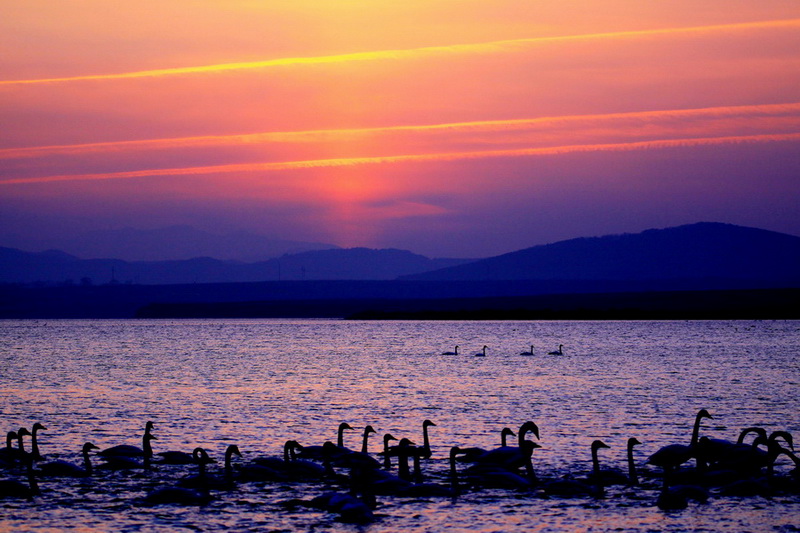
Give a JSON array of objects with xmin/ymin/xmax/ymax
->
[
  {"xmin": 2, "ymin": 225, "xmax": 338, "ymax": 262},
  {"xmin": 401, "ymin": 222, "xmax": 800, "ymax": 284},
  {"xmin": 0, "ymin": 246, "xmax": 472, "ymax": 285}
]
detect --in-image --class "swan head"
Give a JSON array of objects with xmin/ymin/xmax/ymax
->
[
  {"xmin": 628, "ymin": 437, "xmax": 642, "ymax": 448},
  {"xmin": 398, "ymin": 438, "xmax": 416, "ymax": 450},
  {"xmin": 82, "ymin": 442, "xmax": 99, "ymax": 453},
  {"xmin": 696, "ymin": 409, "xmax": 713, "ymax": 421},
  {"xmin": 17, "ymin": 427, "xmax": 31, "ymax": 438},
  {"xmin": 591, "ymin": 440, "xmax": 610, "ymax": 452},
  {"xmin": 192, "ymin": 447, "xmax": 215, "ymax": 464},
  {"xmin": 423, "ymin": 419, "xmax": 437, "ymax": 428},
  {"xmin": 363, "ymin": 425, "xmax": 377, "ymax": 436},
  {"xmin": 501, "ymin": 427, "xmax": 516, "ymax": 438},
  {"xmin": 32, "ymin": 423, "xmax": 47, "ymax": 433},
  {"xmin": 226, "ymin": 444, "xmax": 242, "ymax": 458},
  {"xmin": 521, "ymin": 440, "xmax": 541, "ymax": 456},
  {"xmin": 769, "ymin": 430, "xmax": 794, "ymax": 451},
  {"xmin": 383, "ymin": 433, "xmax": 397, "ymax": 445},
  {"xmin": 520, "ymin": 421, "xmax": 540, "ymax": 440},
  {"xmin": 144, "ymin": 421, "xmax": 155, "ymax": 433},
  {"xmin": 339, "ymin": 423, "xmax": 354, "ymax": 432}
]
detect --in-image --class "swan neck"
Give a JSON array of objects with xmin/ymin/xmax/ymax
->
[
  {"xmin": 627, "ymin": 444, "xmax": 638, "ymax": 485},
  {"xmin": 690, "ymin": 414, "xmax": 705, "ymax": 446}
]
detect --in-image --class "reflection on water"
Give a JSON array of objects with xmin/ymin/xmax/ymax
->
[{"xmin": 1, "ymin": 319, "xmax": 799, "ymax": 531}]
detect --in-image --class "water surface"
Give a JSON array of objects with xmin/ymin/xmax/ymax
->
[{"xmin": 1, "ymin": 319, "xmax": 799, "ymax": 531}]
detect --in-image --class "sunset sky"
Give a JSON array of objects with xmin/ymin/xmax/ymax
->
[{"xmin": 2, "ymin": 1, "xmax": 799, "ymax": 258}]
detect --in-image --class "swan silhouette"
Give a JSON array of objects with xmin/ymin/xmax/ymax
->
[
  {"xmin": 30, "ymin": 423, "xmax": 47, "ymax": 461},
  {"xmin": 520, "ymin": 345, "xmax": 535, "ymax": 356},
  {"xmin": 146, "ymin": 448, "xmax": 215, "ymax": 506},
  {"xmin": 442, "ymin": 346, "xmax": 459, "ymax": 355},
  {"xmin": 587, "ymin": 438, "xmax": 641, "ymax": 486},
  {"xmin": 418, "ymin": 420, "xmax": 436, "ymax": 459},
  {"xmin": 0, "ymin": 454, "xmax": 38, "ymax": 500},
  {"xmin": 296, "ymin": 422, "xmax": 354, "ymax": 462},
  {"xmin": 38, "ymin": 442, "xmax": 99, "ymax": 477},
  {"xmin": 647, "ymin": 409, "xmax": 712, "ymax": 471},
  {"xmin": 474, "ymin": 345, "xmax": 487, "ymax": 357},
  {"xmin": 99, "ymin": 421, "xmax": 155, "ymax": 458},
  {"xmin": 548, "ymin": 344, "xmax": 564, "ymax": 355}
]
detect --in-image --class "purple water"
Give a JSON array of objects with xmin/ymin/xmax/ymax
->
[{"xmin": 1, "ymin": 319, "xmax": 799, "ymax": 531}]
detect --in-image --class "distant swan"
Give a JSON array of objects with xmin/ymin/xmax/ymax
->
[
  {"xmin": 548, "ymin": 344, "xmax": 564, "ymax": 355},
  {"xmin": 474, "ymin": 345, "xmax": 487, "ymax": 357},
  {"xmin": 520, "ymin": 345, "xmax": 535, "ymax": 356},
  {"xmin": 442, "ymin": 346, "xmax": 459, "ymax": 355}
]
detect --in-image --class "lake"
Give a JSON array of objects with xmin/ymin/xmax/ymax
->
[{"xmin": 1, "ymin": 319, "xmax": 799, "ymax": 531}]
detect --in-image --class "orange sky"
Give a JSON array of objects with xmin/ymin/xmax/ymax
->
[{"xmin": 2, "ymin": 1, "xmax": 799, "ymax": 256}]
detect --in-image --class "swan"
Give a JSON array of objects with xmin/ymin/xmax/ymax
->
[
  {"xmin": 457, "ymin": 427, "xmax": 516, "ymax": 462},
  {"xmin": 587, "ymin": 438, "xmax": 642, "ymax": 486},
  {"xmin": 204, "ymin": 444, "xmax": 241, "ymax": 489},
  {"xmin": 145, "ymin": 448, "xmax": 215, "ymax": 506},
  {"xmin": 470, "ymin": 421, "xmax": 540, "ymax": 470},
  {"xmin": 542, "ymin": 442, "xmax": 606, "ymax": 498},
  {"xmin": 155, "ymin": 448, "xmax": 195, "ymax": 465},
  {"xmin": 0, "ymin": 431, "xmax": 20, "ymax": 465},
  {"xmin": 474, "ymin": 345, "xmax": 487, "ymax": 357},
  {"xmin": 459, "ymin": 443, "xmax": 538, "ymax": 490},
  {"xmin": 176, "ymin": 447, "xmax": 217, "ymax": 488},
  {"xmin": 419, "ymin": 420, "xmax": 436, "ymax": 459},
  {"xmin": 700, "ymin": 426, "xmax": 767, "ymax": 465},
  {"xmin": 442, "ymin": 346, "xmax": 459, "ymax": 355},
  {"xmin": 548, "ymin": 344, "xmax": 564, "ymax": 355},
  {"xmin": 647, "ymin": 409, "xmax": 712, "ymax": 472},
  {"xmin": 282, "ymin": 441, "xmax": 326, "ymax": 480},
  {"xmin": 99, "ymin": 421, "xmax": 155, "ymax": 458},
  {"xmin": 30, "ymin": 423, "xmax": 46, "ymax": 461},
  {"xmin": 0, "ymin": 427, "xmax": 33, "ymax": 466},
  {"xmin": 295, "ymin": 422, "xmax": 354, "ymax": 461},
  {"xmin": 0, "ymin": 454, "xmax": 38, "ymax": 500},
  {"xmin": 520, "ymin": 345, "xmax": 535, "ymax": 356},
  {"xmin": 309, "ymin": 491, "xmax": 376, "ymax": 524},
  {"xmin": 98, "ymin": 433, "xmax": 157, "ymax": 470},
  {"xmin": 381, "ymin": 433, "xmax": 397, "ymax": 469},
  {"xmin": 360, "ymin": 425, "xmax": 377, "ymax": 454},
  {"xmin": 37, "ymin": 442, "xmax": 99, "ymax": 477},
  {"xmin": 627, "ymin": 437, "xmax": 642, "ymax": 485}
]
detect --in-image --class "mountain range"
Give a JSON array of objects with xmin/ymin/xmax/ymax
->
[
  {"xmin": 1, "ymin": 222, "xmax": 799, "ymax": 287},
  {"xmin": 0, "ymin": 225, "xmax": 337, "ymax": 263}
]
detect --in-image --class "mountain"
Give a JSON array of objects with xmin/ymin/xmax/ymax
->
[
  {"xmin": 0, "ymin": 246, "xmax": 472, "ymax": 285},
  {"xmin": 5, "ymin": 226, "xmax": 338, "ymax": 262},
  {"xmin": 401, "ymin": 222, "xmax": 800, "ymax": 283}
]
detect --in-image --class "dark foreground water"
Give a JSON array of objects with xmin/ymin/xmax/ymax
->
[{"xmin": 1, "ymin": 319, "xmax": 799, "ymax": 532}]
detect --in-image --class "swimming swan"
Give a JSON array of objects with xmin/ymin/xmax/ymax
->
[
  {"xmin": 548, "ymin": 345, "xmax": 564, "ymax": 355},
  {"xmin": 442, "ymin": 346, "xmax": 459, "ymax": 355},
  {"xmin": 38, "ymin": 442, "xmax": 99, "ymax": 477}
]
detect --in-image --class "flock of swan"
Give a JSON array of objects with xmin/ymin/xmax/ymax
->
[
  {"xmin": 442, "ymin": 344, "xmax": 564, "ymax": 356},
  {"xmin": 0, "ymin": 411, "xmax": 798, "ymax": 525}
]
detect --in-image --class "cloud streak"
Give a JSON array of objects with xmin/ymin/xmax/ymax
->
[
  {"xmin": 2, "ymin": 18, "xmax": 798, "ymax": 86},
  {"xmin": 3, "ymin": 102, "xmax": 799, "ymax": 160},
  {"xmin": 4, "ymin": 131, "xmax": 798, "ymax": 187}
]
